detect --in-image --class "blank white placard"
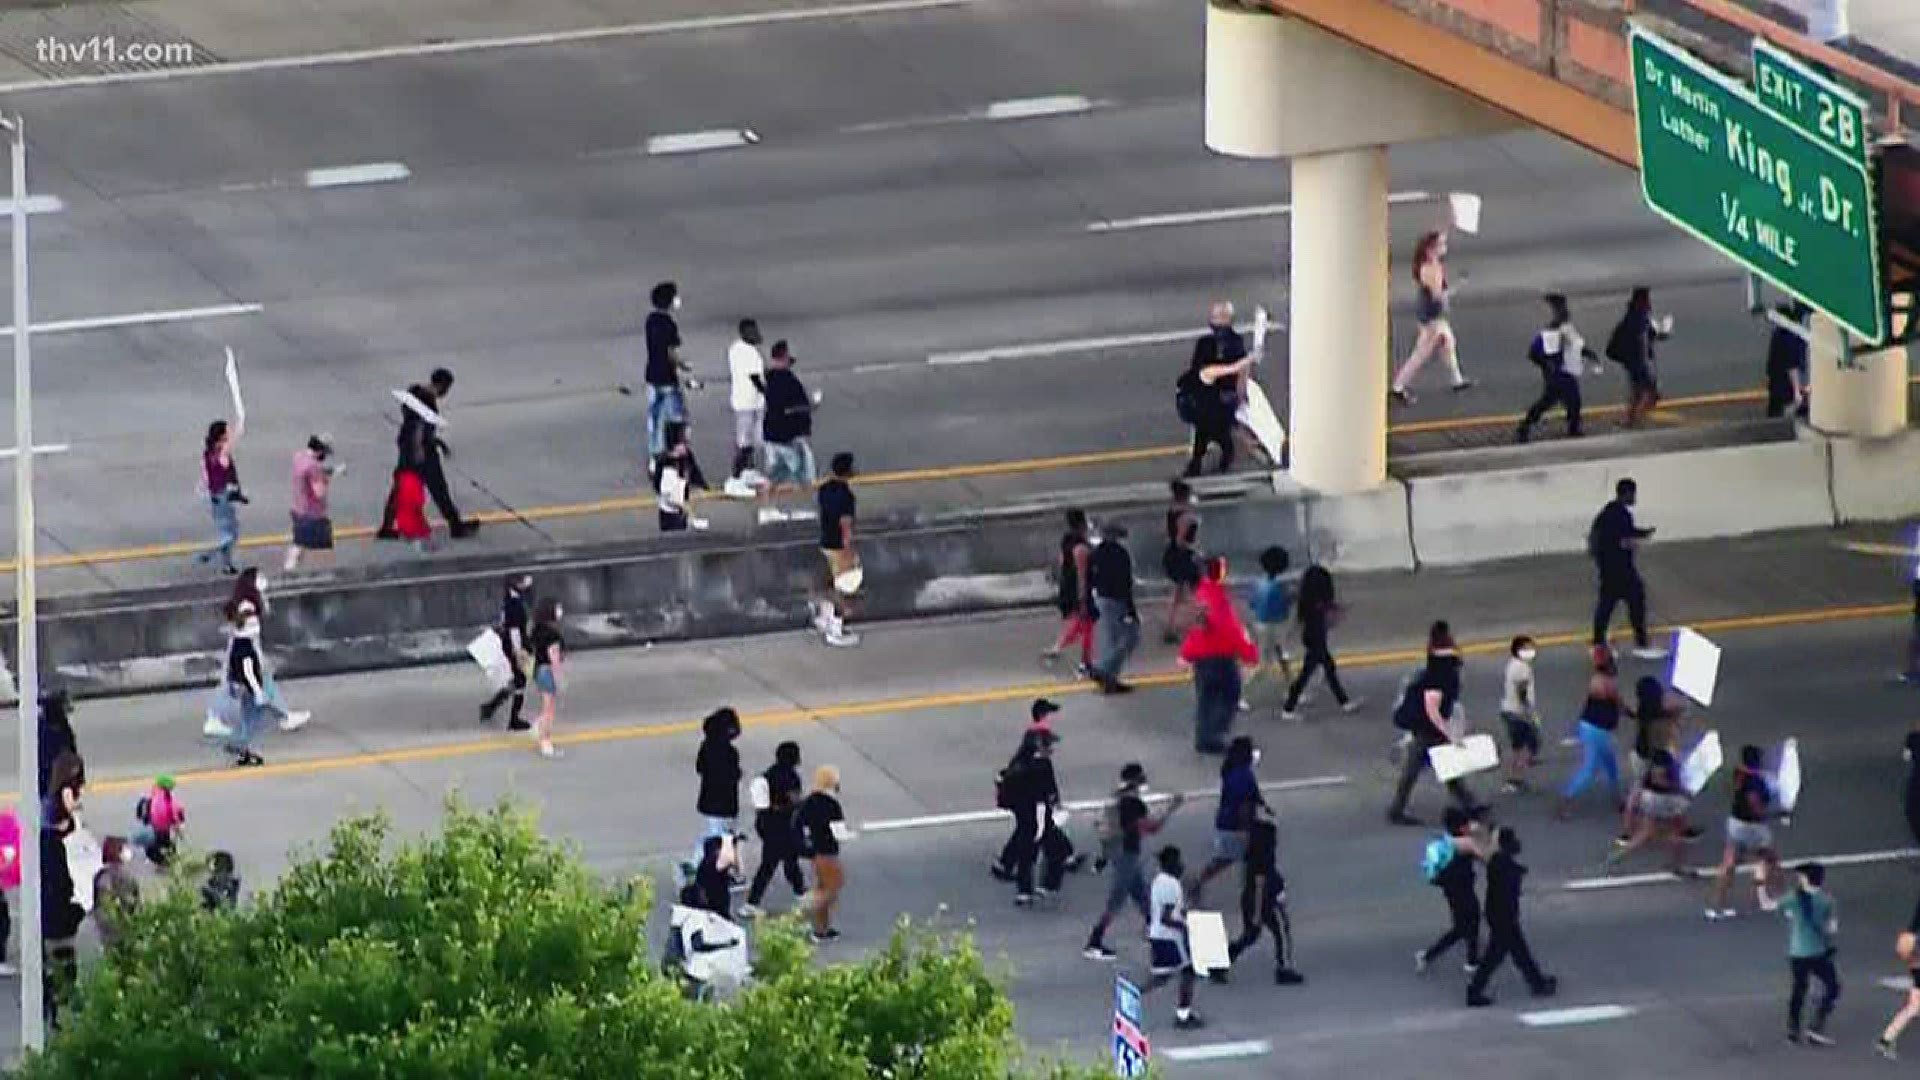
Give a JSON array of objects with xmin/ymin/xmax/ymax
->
[{"xmin": 1670, "ymin": 628, "xmax": 1722, "ymax": 707}]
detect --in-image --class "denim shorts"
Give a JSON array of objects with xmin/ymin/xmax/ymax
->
[
  {"xmin": 534, "ymin": 667, "xmax": 558, "ymax": 694},
  {"xmin": 765, "ymin": 439, "xmax": 816, "ymax": 486}
]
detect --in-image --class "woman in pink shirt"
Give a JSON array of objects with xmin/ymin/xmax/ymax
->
[{"xmin": 284, "ymin": 434, "xmax": 337, "ymax": 573}]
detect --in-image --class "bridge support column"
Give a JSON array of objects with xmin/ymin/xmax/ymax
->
[{"xmin": 1808, "ymin": 313, "xmax": 1909, "ymax": 438}]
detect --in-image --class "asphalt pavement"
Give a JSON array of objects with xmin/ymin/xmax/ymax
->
[
  {"xmin": 0, "ymin": 0, "xmax": 1790, "ymax": 594},
  {"xmin": 1, "ymin": 527, "xmax": 1918, "ymax": 1074}
]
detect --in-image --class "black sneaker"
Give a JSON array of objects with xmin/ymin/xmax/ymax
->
[
  {"xmin": 1466, "ymin": 992, "xmax": 1494, "ymax": 1008},
  {"xmin": 1531, "ymin": 976, "xmax": 1559, "ymax": 998},
  {"xmin": 507, "ymin": 720, "xmax": 532, "ymax": 732},
  {"xmin": 1275, "ymin": 968, "xmax": 1305, "ymax": 986},
  {"xmin": 451, "ymin": 521, "xmax": 481, "ymax": 539},
  {"xmin": 375, "ymin": 528, "xmax": 400, "ymax": 541},
  {"xmin": 1786, "ymin": 1030, "xmax": 1803, "ymax": 1045},
  {"xmin": 810, "ymin": 928, "xmax": 841, "ymax": 944},
  {"xmin": 479, "ymin": 703, "xmax": 498, "ymax": 724},
  {"xmin": 988, "ymin": 861, "xmax": 1014, "ymax": 882},
  {"xmin": 1173, "ymin": 1013, "xmax": 1206, "ymax": 1031},
  {"xmin": 1083, "ymin": 944, "xmax": 1117, "ymax": 962},
  {"xmin": 235, "ymin": 751, "xmax": 265, "ymax": 768},
  {"xmin": 1206, "ymin": 970, "xmax": 1230, "ymax": 985}
]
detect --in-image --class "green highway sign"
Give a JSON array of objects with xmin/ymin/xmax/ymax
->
[
  {"xmin": 1630, "ymin": 26, "xmax": 1885, "ymax": 343},
  {"xmin": 1751, "ymin": 37, "xmax": 1869, "ymax": 169}
]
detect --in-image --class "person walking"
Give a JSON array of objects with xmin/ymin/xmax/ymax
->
[
  {"xmin": 1388, "ymin": 622, "xmax": 1479, "ymax": 826},
  {"xmin": 1764, "ymin": 301, "xmax": 1812, "ymax": 419},
  {"xmin": 1904, "ymin": 718, "xmax": 1920, "ymax": 845},
  {"xmin": 1182, "ymin": 558, "xmax": 1256, "ymax": 753},
  {"xmin": 1878, "ymin": 895, "xmax": 1920, "ymax": 1060},
  {"xmin": 1758, "ymin": 857, "xmax": 1840, "ymax": 1046},
  {"xmin": 1500, "ymin": 636, "xmax": 1542, "ymax": 793},
  {"xmin": 1225, "ymin": 818, "xmax": 1305, "ymax": 985},
  {"xmin": 1195, "ymin": 737, "xmax": 1268, "ymax": 895},
  {"xmin": 1244, "ymin": 546, "xmax": 1296, "ymax": 712},
  {"xmin": 1466, "ymin": 826, "xmax": 1557, "ymax": 1006},
  {"xmin": 283, "ymin": 434, "xmax": 338, "ymax": 574},
  {"xmin": 1605, "ymin": 749, "xmax": 1692, "ymax": 877},
  {"xmin": 195, "ymin": 419, "xmax": 246, "ymax": 576},
  {"xmin": 1179, "ymin": 302, "xmax": 1256, "ymax": 477},
  {"xmin": 1084, "ymin": 764, "xmax": 1184, "ymax": 961},
  {"xmin": 1282, "ymin": 564, "xmax": 1358, "ymax": 719},
  {"xmin": 220, "ymin": 601, "xmax": 271, "ymax": 767},
  {"xmin": 1556, "ymin": 646, "xmax": 1627, "ymax": 819},
  {"xmin": 1161, "ymin": 481, "xmax": 1202, "ymax": 643},
  {"xmin": 1705, "ymin": 744, "xmax": 1776, "ymax": 920},
  {"xmin": 814, "ymin": 452, "xmax": 861, "ymax": 648},
  {"xmin": 992, "ymin": 700, "xmax": 1067, "ymax": 881},
  {"xmin": 1604, "ymin": 286, "xmax": 1672, "ymax": 428},
  {"xmin": 478, "ymin": 574, "xmax": 534, "ymax": 731},
  {"xmin": 653, "ymin": 421, "xmax": 710, "ymax": 532},
  {"xmin": 1145, "ymin": 845, "xmax": 1206, "ymax": 1030},
  {"xmin": 643, "ymin": 281, "xmax": 695, "ymax": 458},
  {"xmin": 725, "ymin": 318, "xmax": 768, "ymax": 496},
  {"xmin": 1516, "ymin": 293, "xmax": 1593, "ymax": 443},
  {"xmin": 219, "ymin": 569, "xmax": 311, "ymax": 732},
  {"xmin": 798, "ymin": 765, "xmax": 850, "ymax": 943},
  {"xmin": 695, "ymin": 707, "xmax": 743, "ymax": 842},
  {"xmin": 528, "ymin": 597, "xmax": 566, "ymax": 760},
  {"xmin": 1002, "ymin": 728, "xmax": 1071, "ymax": 906},
  {"xmin": 1904, "ymin": 531, "xmax": 1920, "ymax": 686},
  {"xmin": 1589, "ymin": 478, "xmax": 1665, "ymax": 659},
  {"xmin": 380, "ymin": 368, "xmax": 478, "ymax": 540},
  {"xmin": 1391, "ymin": 230, "xmax": 1473, "ymax": 405},
  {"xmin": 757, "ymin": 340, "xmax": 821, "ymax": 526},
  {"xmin": 1417, "ymin": 806, "xmax": 1487, "ymax": 977},
  {"xmin": 1087, "ymin": 524, "xmax": 1141, "ymax": 694},
  {"xmin": 1042, "ymin": 510, "xmax": 1096, "ymax": 675},
  {"xmin": 741, "ymin": 741, "xmax": 807, "ymax": 918}
]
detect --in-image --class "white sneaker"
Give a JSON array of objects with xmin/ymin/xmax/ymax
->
[
  {"xmin": 279, "ymin": 710, "xmax": 312, "ymax": 732},
  {"xmin": 723, "ymin": 477, "xmax": 757, "ymax": 500},
  {"xmin": 539, "ymin": 742, "xmax": 562, "ymax": 759},
  {"xmin": 825, "ymin": 628, "xmax": 862, "ymax": 648},
  {"xmin": 203, "ymin": 715, "xmax": 234, "ymax": 739},
  {"xmin": 737, "ymin": 902, "xmax": 762, "ymax": 919},
  {"xmin": 689, "ymin": 517, "xmax": 711, "ymax": 532},
  {"xmin": 1632, "ymin": 646, "xmax": 1669, "ymax": 661},
  {"xmin": 757, "ymin": 507, "xmax": 789, "ymax": 525},
  {"xmin": 740, "ymin": 468, "xmax": 767, "ymax": 487},
  {"xmin": 1238, "ymin": 699, "xmax": 1251, "ymax": 712}
]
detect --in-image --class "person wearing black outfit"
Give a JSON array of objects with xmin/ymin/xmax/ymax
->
[
  {"xmin": 993, "ymin": 700, "xmax": 1067, "ymax": 877},
  {"xmin": 742, "ymin": 741, "xmax": 806, "ymax": 917},
  {"xmin": 999, "ymin": 727, "xmax": 1073, "ymax": 906},
  {"xmin": 1180, "ymin": 302, "xmax": 1255, "ymax": 477},
  {"xmin": 379, "ymin": 368, "xmax": 477, "ymax": 539},
  {"xmin": 1588, "ymin": 477, "xmax": 1664, "ymax": 658},
  {"xmin": 690, "ymin": 834, "xmax": 736, "ymax": 921},
  {"xmin": 1225, "ymin": 818, "xmax": 1305, "ymax": 986},
  {"xmin": 1467, "ymin": 826, "xmax": 1556, "ymax": 1006},
  {"xmin": 36, "ymin": 688, "xmax": 77, "ymax": 796},
  {"xmin": 39, "ymin": 798, "xmax": 85, "ymax": 1028},
  {"xmin": 1043, "ymin": 509, "xmax": 1096, "ymax": 674},
  {"xmin": 1416, "ymin": 807, "xmax": 1487, "ymax": 977},
  {"xmin": 695, "ymin": 708, "xmax": 744, "ymax": 842},
  {"xmin": 1084, "ymin": 763, "xmax": 1183, "ymax": 961},
  {"xmin": 478, "ymin": 574, "xmax": 533, "ymax": 730},
  {"xmin": 643, "ymin": 281, "xmax": 694, "ymax": 459},
  {"xmin": 1388, "ymin": 622, "xmax": 1479, "ymax": 826},
  {"xmin": 1605, "ymin": 286, "xmax": 1671, "ymax": 428},
  {"xmin": 1764, "ymin": 301, "xmax": 1812, "ymax": 419},
  {"xmin": 1088, "ymin": 524, "xmax": 1140, "ymax": 693},
  {"xmin": 1904, "ymin": 720, "xmax": 1920, "ymax": 847},
  {"xmin": 1282, "ymin": 565, "xmax": 1356, "ymax": 718},
  {"xmin": 1516, "ymin": 293, "xmax": 1593, "ymax": 443}
]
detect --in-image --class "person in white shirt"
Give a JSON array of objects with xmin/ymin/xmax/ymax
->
[
  {"xmin": 1500, "ymin": 636, "xmax": 1541, "ymax": 793},
  {"xmin": 1516, "ymin": 293, "xmax": 1597, "ymax": 444},
  {"xmin": 1145, "ymin": 845, "xmax": 1205, "ymax": 1030},
  {"xmin": 725, "ymin": 318, "xmax": 768, "ymax": 498}
]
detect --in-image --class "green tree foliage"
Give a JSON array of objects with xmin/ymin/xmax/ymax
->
[{"xmin": 18, "ymin": 802, "xmax": 1106, "ymax": 1080}]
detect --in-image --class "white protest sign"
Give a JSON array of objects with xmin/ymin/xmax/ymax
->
[
  {"xmin": 1670, "ymin": 628, "xmax": 1722, "ymax": 707},
  {"xmin": 1681, "ymin": 730, "xmax": 1724, "ymax": 796},
  {"xmin": 1773, "ymin": 737, "xmax": 1802, "ymax": 813},
  {"xmin": 1252, "ymin": 306, "xmax": 1271, "ymax": 359},
  {"xmin": 392, "ymin": 387, "xmax": 447, "ymax": 428},
  {"xmin": 466, "ymin": 629, "xmax": 512, "ymax": 692},
  {"xmin": 1428, "ymin": 734, "xmax": 1500, "ymax": 783},
  {"xmin": 223, "ymin": 347, "xmax": 246, "ymax": 426},
  {"xmin": 1185, "ymin": 911, "xmax": 1232, "ymax": 973},
  {"xmin": 1447, "ymin": 192, "xmax": 1482, "ymax": 235}
]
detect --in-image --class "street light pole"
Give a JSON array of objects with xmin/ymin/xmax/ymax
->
[{"xmin": 5, "ymin": 111, "xmax": 45, "ymax": 1052}]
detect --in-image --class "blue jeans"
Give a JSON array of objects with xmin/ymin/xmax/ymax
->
[
  {"xmin": 1562, "ymin": 720, "xmax": 1621, "ymax": 802},
  {"xmin": 224, "ymin": 685, "xmax": 267, "ymax": 754},
  {"xmin": 1193, "ymin": 657, "xmax": 1242, "ymax": 752},
  {"xmin": 1092, "ymin": 597, "xmax": 1138, "ymax": 682},
  {"xmin": 646, "ymin": 385, "xmax": 686, "ymax": 457},
  {"xmin": 202, "ymin": 493, "xmax": 240, "ymax": 568}
]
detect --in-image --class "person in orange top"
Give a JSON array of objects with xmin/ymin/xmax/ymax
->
[{"xmin": 1181, "ymin": 556, "xmax": 1258, "ymax": 753}]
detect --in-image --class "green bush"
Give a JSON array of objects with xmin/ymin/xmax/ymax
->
[{"xmin": 18, "ymin": 801, "xmax": 1104, "ymax": 1080}]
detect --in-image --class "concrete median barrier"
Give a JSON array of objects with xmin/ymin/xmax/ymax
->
[{"xmin": 1825, "ymin": 429, "xmax": 1920, "ymax": 524}]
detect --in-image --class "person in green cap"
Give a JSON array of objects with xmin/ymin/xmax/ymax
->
[{"xmin": 135, "ymin": 774, "xmax": 185, "ymax": 867}]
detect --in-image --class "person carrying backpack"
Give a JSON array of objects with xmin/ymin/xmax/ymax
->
[
  {"xmin": 1604, "ymin": 286, "xmax": 1672, "ymax": 428},
  {"xmin": 133, "ymin": 774, "xmax": 184, "ymax": 867},
  {"xmin": 1416, "ymin": 807, "xmax": 1488, "ymax": 978},
  {"xmin": 1387, "ymin": 622, "xmax": 1480, "ymax": 827},
  {"xmin": 1516, "ymin": 293, "xmax": 1594, "ymax": 443},
  {"xmin": 1179, "ymin": 301, "xmax": 1255, "ymax": 477}
]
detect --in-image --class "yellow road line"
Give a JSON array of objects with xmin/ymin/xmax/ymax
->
[
  {"xmin": 0, "ymin": 379, "xmax": 1843, "ymax": 575},
  {"xmin": 44, "ymin": 596, "xmax": 1908, "ymax": 801}
]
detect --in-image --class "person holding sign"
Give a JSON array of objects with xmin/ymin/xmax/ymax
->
[
  {"xmin": 1387, "ymin": 623, "xmax": 1480, "ymax": 826},
  {"xmin": 1390, "ymin": 230, "xmax": 1473, "ymax": 406},
  {"xmin": 1706, "ymin": 745, "xmax": 1777, "ymax": 922},
  {"xmin": 1516, "ymin": 294, "xmax": 1595, "ymax": 443},
  {"xmin": 1178, "ymin": 302, "xmax": 1255, "ymax": 478},
  {"xmin": 1603, "ymin": 286, "xmax": 1673, "ymax": 429},
  {"xmin": 193, "ymin": 419, "xmax": 246, "ymax": 576}
]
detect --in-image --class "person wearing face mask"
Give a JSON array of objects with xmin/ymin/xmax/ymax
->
[
  {"xmin": 529, "ymin": 597, "xmax": 566, "ymax": 760},
  {"xmin": 219, "ymin": 568, "xmax": 309, "ymax": 733},
  {"xmin": 284, "ymin": 433, "xmax": 339, "ymax": 573},
  {"xmin": 479, "ymin": 574, "xmax": 534, "ymax": 731},
  {"xmin": 221, "ymin": 601, "xmax": 270, "ymax": 767},
  {"xmin": 1466, "ymin": 826, "xmax": 1556, "ymax": 1007},
  {"xmin": 1388, "ymin": 622, "xmax": 1479, "ymax": 826},
  {"xmin": 1758, "ymin": 856, "xmax": 1840, "ymax": 1047},
  {"xmin": 1500, "ymin": 636, "xmax": 1542, "ymax": 793},
  {"xmin": 1084, "ymin": 764, "xmax": 1184, "ymax": 962},
  {"xmin": 1178, "ymin": 301, "xmax": 1255, "ymax": 477},
  {"xmin": 643, "ymin": 281, "xmax": 695, "ymax": 459}
]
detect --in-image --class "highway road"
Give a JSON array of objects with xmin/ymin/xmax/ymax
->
[
  {"xmin": 3, "ymin": 529, "xmax": 1920, "ymax": 1075},
  {"xmin": 0, "ymin": 0, "xmax": 1788, "ymax": 590}
]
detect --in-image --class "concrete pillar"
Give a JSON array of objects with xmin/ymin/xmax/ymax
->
[
  {"xmin": 1289, "ymin": 147, "xmax": 1390, "ymax": 493},
  {"xmin": 1807, "ymin": 312, "xmax": 1909, "ymax": 438}
]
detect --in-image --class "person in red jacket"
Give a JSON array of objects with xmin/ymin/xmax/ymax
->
[{"xmin": 1182, "ymin": 557, "xmax": 1258, "ymax": 753}]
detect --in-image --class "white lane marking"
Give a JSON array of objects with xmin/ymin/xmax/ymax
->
[
  {"xmin": 0, "ymin": 195, "xmax": 63, "ymax": 216},
  {"xmin": 1088, "ymin": 190, "xmax": 1432, "ymax": 233},
  {"xmin": 305, "ymin": 162, "xmax": 411, "ymax": 189},
  {"xmin": 0, "ymin": 444, "xmax": 70, "ymax": 459},
  {"xmin": 1881, "ymin": 977, "xmax": 1917, "ymax": 992},
  {"xmin": 927, "ymin": 322, "xmax": 1270, "ymax": 367},
  {"xmin": 1563, "ymin": 847, "xmax": 1920, "ymax": 892},
  {"xmin": 0, "ymin": 302, "xmax": 262, "ymax": 337},
  {"xmin": 861, "ymin": 776, "xmax": 1347, "ymax": 834},
  {"xmin": 985, "ymin": 94, "xmax": 1093, "ymax": 121},
  {"xmin": 1518, "ymin": 1004, "xmax": 1637, "ymax": 1028},
  {"xmin": 840, "ymin": 360, "xmax": 922, "ymax": 376},
  {"xmin": 0, "ymin": 0, "xmax": 982, "ymax": 94},
  {"xmin": 646, "ymin": 129, "xmax": 761, "ymax": 156},
  {"xmin": 1162, "ymin": 1040, "xmax": 1273, "ymax": 1063}
]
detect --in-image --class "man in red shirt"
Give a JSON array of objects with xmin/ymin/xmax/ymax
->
[{"xmin": 1181, "ymin": 557, "xmax": 1257, "ymax": 753}]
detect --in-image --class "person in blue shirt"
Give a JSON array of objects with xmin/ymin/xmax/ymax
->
[
  {"xmin": 1758, "ymin": 857, "xmax": 1840, "ymax": 1046},
  {"xmin": 1243, "ymin": 546, "xmax": 1296, "ymax": 713},
  {"xmin": 1194, "ymin": 737, "xmax": 1267, "ymax": 899}
]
